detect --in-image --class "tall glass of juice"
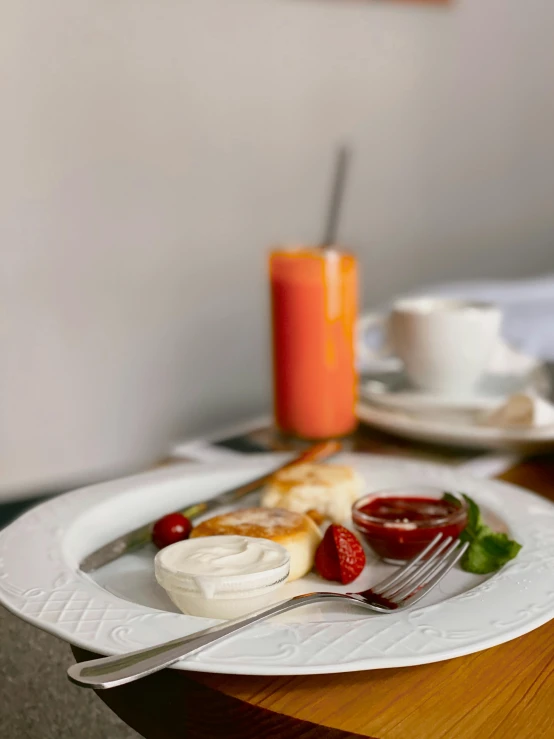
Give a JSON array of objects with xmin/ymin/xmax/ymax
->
[{"xmin": 270, "ymin": 246, "xmax": 358, "ymax": 440}]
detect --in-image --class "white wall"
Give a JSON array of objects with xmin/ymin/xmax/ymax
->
[{"xmin": 2, "ymin": 0, "xmax": 554, "ymax": 497}]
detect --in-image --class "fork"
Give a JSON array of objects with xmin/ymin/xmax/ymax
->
[{"xmin": 68, "ymin": 534, "xmax": 468, "ymax": 689}]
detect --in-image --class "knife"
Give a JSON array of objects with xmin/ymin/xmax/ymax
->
[{"xmin": 79, "ymin": 440, "xmax": 341, "ymax": 573}]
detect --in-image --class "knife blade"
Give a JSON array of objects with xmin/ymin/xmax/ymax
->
[{"xmin": 79, "ymin": 440, "xmax": 341, "ymax": 573}]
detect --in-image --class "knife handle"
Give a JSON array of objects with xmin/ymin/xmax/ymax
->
[{"xmin": 283, "ymin": 439, "xmax": 342, "ymax": 466}]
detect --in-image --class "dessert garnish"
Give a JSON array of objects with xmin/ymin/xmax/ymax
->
[
  {"xmin": 443, "ymin": 493, "xmax": 521, "ymax": 574},
  {"xmin": 315, "ymin": 524, "xmax": 366, "ymax": 584},
  {"xmin": 152, "ymin": 513, "xmax": 192, "ymax": 550}
]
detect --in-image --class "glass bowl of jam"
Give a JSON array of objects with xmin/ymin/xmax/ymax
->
[{"xmin": 352, "ymin": 487, "xmax": 468, "ymax": 565}]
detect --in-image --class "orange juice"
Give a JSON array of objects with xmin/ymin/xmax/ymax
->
[{"xmin": 270, "ymin": 247, "xmax": 358, "ymax": 439}]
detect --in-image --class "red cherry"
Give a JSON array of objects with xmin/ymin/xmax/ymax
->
[{"xmin": 152, "ymin": 513, "xmax": 192, "ymax": 549}]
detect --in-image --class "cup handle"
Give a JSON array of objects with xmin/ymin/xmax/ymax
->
[{"xmin": 357, "ymin": 312, "xmax": 393, "ymax": 365}]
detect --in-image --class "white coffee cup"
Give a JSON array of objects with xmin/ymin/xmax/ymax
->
[{"xmin": 361, "ymin": 297, "xmax": 502, "ymax": 395}]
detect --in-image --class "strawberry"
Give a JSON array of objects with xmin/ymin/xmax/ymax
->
[{"xmin": 315, "ymin": 524, "xmax": 366, "ymax": 584}]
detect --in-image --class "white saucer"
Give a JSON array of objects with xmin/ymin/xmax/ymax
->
[
  {"xmin": 361, "ymin": 366, "xmax": 551, "ymax": 414},
  {"xmin": 357, "ymin": 401, "xmax": 554, "ymax": 452}
]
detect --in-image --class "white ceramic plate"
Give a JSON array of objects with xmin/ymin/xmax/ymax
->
[
  {"xmin": 1, "ymin": 454, "xmax": 553, "ymax": 676},
  {"xmin": 357, "ymin": 403, "xmax": 554, "ymax": 453}
]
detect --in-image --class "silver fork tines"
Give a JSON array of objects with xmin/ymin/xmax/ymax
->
[
  {"xmin": 362, "ymin": 533, "xmax": 444, "ymax": 595},
  {"xmin": 379, "ymin": 537, "xmax": 454, "ymax": 600},
  {"xmin": 393, "ymin": 539, "xmax": 469, "ymax": 607},
  {"xmin": 371, "ymin": 536, "xmax": 469, "ymax": 608}
]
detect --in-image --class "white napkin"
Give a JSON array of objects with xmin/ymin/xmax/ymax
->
[{"xmin": 482, "ymin": 392, "xmax": 554, "ymax": 428}]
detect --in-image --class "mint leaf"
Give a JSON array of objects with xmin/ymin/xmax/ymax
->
[
  {"xmin": 442, "ymin": 492, "xmax": 462, "ymax": 509},
  {"xmin": 461, "ymin": 539, "xmax": 499, "ymax": 575},
  {"xmin": 452, "ymin": 494, "xmax": 522, "ymax": 574},
  {"xmin": 460, "ymin": 493, "xmax": 484, "ymax": 542},
  {"xmin": 461, "ymin": 533, "xmax": 522, "ymax": 574},
  {"xmin": 480, "ymin": 531, "xmax": 522, "ymax": 562}
]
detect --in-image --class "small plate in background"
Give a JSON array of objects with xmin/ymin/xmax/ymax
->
[
  {"xmin": 360, "ymin": 365, "xmax": 551, "ymax": 414},
  {"xmin": 357, "ymin": 401, "xmax": 554, "ymax": 453}
]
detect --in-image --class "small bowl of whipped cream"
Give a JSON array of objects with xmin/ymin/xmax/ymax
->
[{"xmin": 155, "ymin": 535, "xmax": 291, "ymax": 619}]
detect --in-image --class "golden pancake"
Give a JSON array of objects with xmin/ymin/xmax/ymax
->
[
  {"xmin": 191, "ymin": 507, "xmax": 322, "ymax": 581},
  {"xmin": 261, "ymin": 463, "xmax": 364, "ymax": 524}
]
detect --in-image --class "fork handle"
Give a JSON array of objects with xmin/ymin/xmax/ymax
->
[{"xmin": 68, "ymin": 592, "xmax": 340, "ymax": 689}]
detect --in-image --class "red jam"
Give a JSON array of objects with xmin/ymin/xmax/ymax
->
[{"xmin": 352, "ymin": 490, "xmax": 468, "ymax": 563}]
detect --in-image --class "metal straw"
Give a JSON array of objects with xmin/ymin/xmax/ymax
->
[{"xmin": 320, "ymin": 144, "xmax": 352, "ymax": 248}]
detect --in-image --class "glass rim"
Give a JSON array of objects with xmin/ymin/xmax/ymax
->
[
  {"xmin": 352, "ymin": 487, "xmax": 468, "ymax": 530},
  {"xmin": 269, "ymin": 244, "xmax": 355, "ymax": 259},
  {"xmin": 392, "ymin": 297, "xmax": 500, "ymax": 315}
]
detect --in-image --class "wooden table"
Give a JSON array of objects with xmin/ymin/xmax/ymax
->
[{"xmin": 72, "ymin": 428, "xmax": 554, "ymax": 739}]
